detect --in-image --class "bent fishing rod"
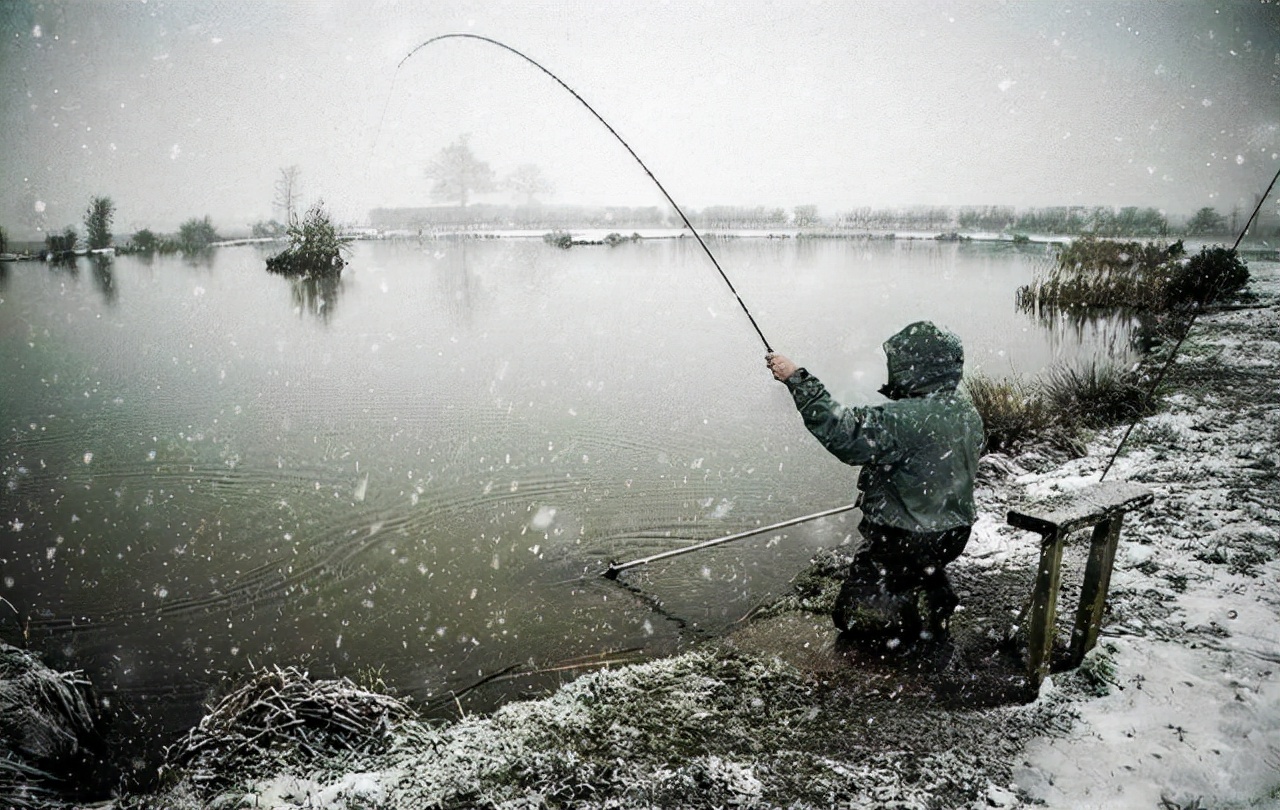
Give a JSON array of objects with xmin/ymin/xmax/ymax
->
[{"xmin": 384, "ymin": 33, "xmax": 773, "ymax": 353}]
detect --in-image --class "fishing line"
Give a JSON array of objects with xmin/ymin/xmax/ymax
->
[
  {"xmin": 1099, "ymin": 163, "xmax": 1280, "ymax": 481},
  {"xmin": 375, "ymin": 33, "xmax": 773, "ymax": 353}
]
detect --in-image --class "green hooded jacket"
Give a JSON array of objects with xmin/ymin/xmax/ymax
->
[{"xmin": 784, "ymin": 321, "xmax": 984, "ymax": 533}]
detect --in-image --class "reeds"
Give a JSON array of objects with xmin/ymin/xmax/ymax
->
[
  {"xmin": 966, "ymin": 358, "xmax": 1156, "ymax": 456},
  {"xmin": 1017, "ymin": 237, "xmax": 1248, "ymax": 313},
  {"xmin": 166, "ymin": 664, "xmax": 414, "ymax": 789}
]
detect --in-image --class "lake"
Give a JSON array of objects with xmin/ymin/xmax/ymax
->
[{"xmin": 0, "ymin": 236, "xmax": 1134, "ymax": 780}]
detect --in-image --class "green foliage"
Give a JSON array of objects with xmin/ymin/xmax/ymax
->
[
  {"xmin": 177, "ymin": 216, "xmax": 219, "ymax": 252},
  {"xmin": 1164, "ymin": 246, "xmax": 1249, "ymax": 305},
  {"xmin": 131, "ymin": 228, "xmax": 160, "ymax": 253},
  {"xmin": 543, "ymin": 230, "xmax": 573, "ymax": 249},
  {"xmin": 1184, "ymin": 206, "xmax": 1226, "ymax": 236},
  {"xmin": 83, "ymin": 196, "xmax": 115, "ymax": 250},
  {"xmin": 603, "ymin": 231, "xmax": 641, "ymax": 247},
  {"xmin": 45, "ymin": 226, "xmax": 78, "ymax": 256},
  {"xmin": 250, "ymin": 219, "xmax": 287, "ymax": 239},
  {"xmin": 265, "ymin": 201, "xmax": 350, "ymax": 278}
]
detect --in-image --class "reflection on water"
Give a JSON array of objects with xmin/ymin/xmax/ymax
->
[
  {"xmin": 291, "ymin": 274, "xmax": 343, "ymax": 321},
  {"xmin": 0, "ymin": 237, "xmax": 1169, "ymax": 783},
  {"xmin": 91, "ymin": 255, "xmax": 117, "ymax": 304}
]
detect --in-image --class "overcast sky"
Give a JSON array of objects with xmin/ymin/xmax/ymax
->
[{"xmin": 2, "ymin": 0, "xmax": 1277, "ymax": 238}]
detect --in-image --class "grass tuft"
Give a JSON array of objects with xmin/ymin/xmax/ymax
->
[
  {"xmin": 1042, "ymin": 360, "xmax": 1155, "ymax": 430},
  {"xmin": 964, "ymin": 374, "xmax": 1054, "ymax": 455},
  {"xmin": 966, "ymin": 358, "xmax": 1154, "ymax": 456}
]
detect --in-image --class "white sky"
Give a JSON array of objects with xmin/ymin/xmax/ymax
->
[{"xmin": 1, "ymin": 0, "xmax": 1277, "ymax": 237}]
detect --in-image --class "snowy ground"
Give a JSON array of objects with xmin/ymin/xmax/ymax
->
[
  {"xmin": 58, "ymin": 262, "xmax": 1280, "ymax": 809},
  {"xmin": 998, "ymin": 261, "xmax": 1280, "ymax": 809}
]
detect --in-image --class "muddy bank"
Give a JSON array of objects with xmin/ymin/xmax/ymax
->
[{"xmin": 9, "ymin": 262, "xmax": 1279, "ymax": 809}]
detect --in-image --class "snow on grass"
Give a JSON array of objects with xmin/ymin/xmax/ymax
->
[{"xmin": 1004, "ymin": 260, "xmax": 1280, "ymax": 808}]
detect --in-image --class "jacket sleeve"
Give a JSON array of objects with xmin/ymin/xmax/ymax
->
[{"xmin": 784, "ymin": 369, "xmax": 900, "ymax": 466}]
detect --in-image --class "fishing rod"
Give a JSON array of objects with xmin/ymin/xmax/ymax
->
[
  {"xmin": 603, "ymin": 502, "xmax": 859, "ymax": 579},
  {"xmin": 1099, "ymin": 163, "xmax": 1280, "ymax": 481},
  {"xmin": 383, "ymin": 33, "xmax": 773, "ymax": 353}
]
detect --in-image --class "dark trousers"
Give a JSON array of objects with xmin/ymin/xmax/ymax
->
[{"xmin": 832, "ymin": 519, "xmax": 971, "ymax": 642}]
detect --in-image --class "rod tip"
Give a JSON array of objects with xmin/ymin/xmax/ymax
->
[{"xmin": 602, "ymin": 564, "xmax": 620, "ymax": 580}]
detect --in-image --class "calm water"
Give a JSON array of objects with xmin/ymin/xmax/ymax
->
[{"xmin": 0, "ymin": 237, "xmax": 1130, "ymax": 776}]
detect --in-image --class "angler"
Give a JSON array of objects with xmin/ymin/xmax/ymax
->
[{"xmin": 767, "ymin": 321, "xmax": 984, "ymax": 651}]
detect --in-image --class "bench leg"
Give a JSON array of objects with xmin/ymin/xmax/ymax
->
[
  {"xmin": 1027, "ymin": 529, "xmax": 1066, "ymax": 688},
  {"xmin": 1070, "ymin": 514, "xmax": 1125, "ymax": 666}
]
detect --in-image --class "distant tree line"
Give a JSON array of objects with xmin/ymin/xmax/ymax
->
[
  {"xmin": 126, "ymin": 217, "xmax": 220, "ymax": 254},
  {"xmin": 370, "ymin": 204, "xmax": 672, "ymax": 231},
  {"xmin": 370, "ymin": 203, "xmax": 837, "ymax": 232},
  {"xmin": 839, "ymin": 204, "xmax": 1269, "ymax": 238}
]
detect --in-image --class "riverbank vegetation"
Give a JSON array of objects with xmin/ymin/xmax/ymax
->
[
  {"xmin": 965, "ymin": 358, "xmax": 1155, "ymax": 457},
  {"xmin": 265, "ymin": 202, "xmax": 351, "ymax": 278},
  {"xmin": 368, "ymin": 200, "xmax": 1278, "ymax": 238},
  {"xmin": 43, "ymin": 227, "xmax": 79, "ymax": 261},
  {"xmin": 1017, "ymin": 237, "xmax": 1250, "ymax": 312},
  {"xmin": 83, "ymin": 197, "xmax": 114, "ymax": 251},
  {"xmin": 123, "ymin": 219, "xmax": 222, "ymax": 255},
  {"xmin": 0, "ymin": 644, "xmax": 99, "ymax": 808}
]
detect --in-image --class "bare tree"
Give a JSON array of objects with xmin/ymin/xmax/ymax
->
[
  {"xmin": 425, "ymin": 135, "xmax": 496, "ymax": 208},
  {"xmin": 505, "ymin": 164, "xmax": 554, "ymax": 206},
  {"xmin": 273, "ymin": 166, "xmax": 303, "ymax": 226}
]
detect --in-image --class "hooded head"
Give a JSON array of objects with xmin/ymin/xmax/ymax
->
[{"xmin": 878, "ymin": 321, "xmax": 965, "ymax": 400}]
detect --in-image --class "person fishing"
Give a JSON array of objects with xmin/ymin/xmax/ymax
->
[{"xmin": 766, "ymin": 321, "xmax": 984, "ymax": 651}]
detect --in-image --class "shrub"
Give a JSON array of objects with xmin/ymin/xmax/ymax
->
[
  {"xmin": 603, "ymin": 231, "xmax": 642, "ymax": 247},
  {"xmin": 177, "ymin": 217, "xmax": 219, "ymax": 252},
  {"xmin": 543, "ymin": 230, "xmax": 573, "ymax": 249},
  {"xmin": 44, "ymin": 226, "xmax": 79, "ymax": 258},
  {"xmin": 265, "ymin": 201, "xmax": 350, "ymax": 278},
  {"xmin": 1164, "ymin": 246, "xmax": 1249, "ymax": 306}
]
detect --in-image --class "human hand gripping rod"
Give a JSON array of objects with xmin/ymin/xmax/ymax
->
[{"xmin": 602, "ymin": 503, "xmax": 859, "ymax": 579}]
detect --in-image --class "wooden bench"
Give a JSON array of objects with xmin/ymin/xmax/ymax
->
[{"xmin": 1007, "ymin": 480, "xmax": 1154, "ymax": 688}]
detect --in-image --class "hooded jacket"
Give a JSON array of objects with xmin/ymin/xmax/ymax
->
[{"xmin": 783, "ymin": 321, "xmax": 984, "ymax": 533}]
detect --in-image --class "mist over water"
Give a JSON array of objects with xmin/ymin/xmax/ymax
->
[{"xmin": 0, "ymin": 237, "xmax": 1136, "ymax": 775}]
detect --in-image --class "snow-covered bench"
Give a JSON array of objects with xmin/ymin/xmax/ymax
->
[{"xmin": 1007, "ymin": 481, "xmax": 1154, "ymax": 688}]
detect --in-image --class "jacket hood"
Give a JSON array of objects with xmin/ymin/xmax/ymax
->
[{"xmin": 878, "ymin": 321, "xmax": 965, "ymax": 399}]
